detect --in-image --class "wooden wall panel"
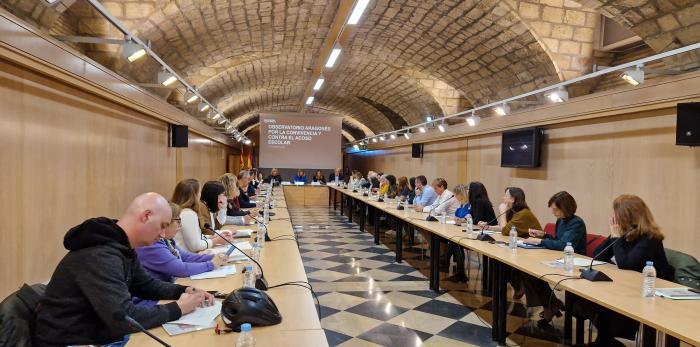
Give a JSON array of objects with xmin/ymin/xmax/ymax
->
[
  {"xmin": 348, "ymin": 110, "xmax": 700, "ymax": 257},
  {"xmin": 0, "ymin": 57, "xmax": 233, "ymax": 297}
]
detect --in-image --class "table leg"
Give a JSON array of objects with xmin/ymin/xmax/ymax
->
[
  {"xmin": 373, "ymin": 208, "xmax": 380, "ymax": 245},
  {"xmin": 429, "ymin": 233, "xmax": 441, "ymax": 292},
  {"xmin": 642, "ymin": 325, "xmax": 656, "ymax": 347},
  {"xmin": 396, "ymin": 220, "xmax": 403, "ymax": 263},
  {"xmin": 564, "ymin": 291, "xmax": 574, "ymax": 346},
  {"xmin": 339, "ymin": 192, "xmax": 344, "ymax": 216},
  {"xmin": 482, "ymin": 255, "xmax": 491, "ymax": 296},
  {"xmin": 491, "ymin": 260, "xmax": 507, "ymax": 344},
  {"xmin": 359, "ymin": 202, "xmax": 365, "ymax": 232},
  {"xmin": 348, "ymin": 197, "xmax": 353, "ymax": 223},
  {"xmin": 665, "ymin": 334, "xmax": 680, "ymax": 347},
  {"xmin": 328, "ymin": 188, "xmax": 332, "ymax": 207}
]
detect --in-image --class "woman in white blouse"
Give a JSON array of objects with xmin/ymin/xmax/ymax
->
[{"xmin": 171, "ymin": 179, "xmax": 230, "ymax": 252}]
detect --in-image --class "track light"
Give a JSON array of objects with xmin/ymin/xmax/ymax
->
[
  {"xmin": 226, "ymin": 123, "xmax": 234, "ymax": 132},
  {"xmin": 467, "ymin": 111, "xmax": 481, "ymax": 127},
  {"xmin": 325, "ymin": 48, "xmax": 341, "ymax": 68},
  {"xmin": 371, "ymin": 137, "xmax": 378, "ymax": 143},
  {"xmin": 157, "ymin": 71, "xmax": 177, "ymax": 86},
  {"xmin": 217, "ymin": 116, "xmax": 226, "ymax": 124},
  {"xmin": 244, "ymin": 139, "xmax": 251, "ymax": 145},
  {"xmin": 186, "ymin": 91, "xmax": 199, "ymax": 104},
  {"xmin": 438, "ymin": 122, "xmax": 447, "ymax": 132},
  {"xmin": 313, "ymin": 77, "xmax": 325, "ymax": 91},
  {"xmin": 621, "ymin": 66, "xmax": 644, "ymax": 86},
  {"xmin": 199, "ymin": 102, "xmax": 210, "ymax": 112},
  {"xmin": 123, "ymin": 42, "xmax": 146, "ymax": 62},
  {"xmin": 379, "ymin": 135, "xmax": 386, "ymax": 141},
  {"xmin": 545, "ymin": 89, "xmax": 568, "ymax": 103},
  {"xmin": 403, "ymin": 132, "xmax": 412, "ymax": 140},
  {"xmin": 212, "ymin": 112, "xmax": 222, "ymax": 120},
  {"xmin": 347, "ymin": 0, "xmax": 370, "ymax": 25},
  {"xmin": 426, "ymin": 115, "xmax": 432, "ymax": 122},
  {"xmin": 353, "ymin": 144, "xmax": 360, "ymax": 150},
  {"xmin": 494, "ymin": 103, "xmax": 510, "ymax": 116},
  {"xmin": 390, "ymin": 133, "xmax": 397, "ymax": 140},
  {"xmin": 418, "ymin": 126, "xmax": 427, "ymax": 133},
  {"xmin": 306, "ymin": 96, "xmax": 315, "ymax": 105}
]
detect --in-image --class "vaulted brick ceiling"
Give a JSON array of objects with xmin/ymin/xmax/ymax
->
[{"xmin": 3, "ymin": 0, "xmax": 700, "ymax": 139}]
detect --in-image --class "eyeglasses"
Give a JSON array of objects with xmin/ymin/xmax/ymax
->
[{"xmin": 172, "ymin": 218, "xmax": 182, "ymax": 225}]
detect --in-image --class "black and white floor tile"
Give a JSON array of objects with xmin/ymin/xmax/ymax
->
[{"xmin": 290, "ymin": 207, "xmax": 584, "ymax": 347}]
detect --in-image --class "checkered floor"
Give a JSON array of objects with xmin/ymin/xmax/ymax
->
[{"xmin": 291, "ymin": 207, "xmax": 580, "ymax": 347}]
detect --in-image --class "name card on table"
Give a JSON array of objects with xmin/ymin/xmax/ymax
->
[
  {"xmin": 311, "ymin": 182, "xmax": 321, "ymax": 186},
  {"xmin": 294, "ymin": 181, "xmax": 305, "ymax": 186}
]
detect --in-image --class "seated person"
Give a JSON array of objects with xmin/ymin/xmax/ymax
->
[
  {"xmin": 219, "ymin": 173, "xmax": 256, "ymax": 225},
  {"xmin": 361, "ymin": 171, "xmax": 376, "ymax": 189},
  {"xmin": 575, "ymin": 194, "xmax": 674, "ymax": 347},
  {"xmin": 293, "ymin": 169, "xmax": 307, "ymax": 183},
  {"xmin": 522, "ymin": 191, "xmax": 587, "ymax": 327},
  {"xmin": 135, "ymin": 202, "xmax": 227, "ymax": 306},
  {"xmin": 266, "ymin": 168, "xmax": 283, "ymax": 185},
  {"xmin": 407, "ymin": 177, "xmax": 416, "ymax": 204},
  {"xmin": 198, "ymin": 181, "xmax": 230, "ymax": 230},
  {"xmin": 422, "ymin": 178, "xmax": 460, "ymax": 215},
  {"xmin": 171, "ymin": 179, "xmax": 230, "ymax": 253},
  {"xmin": 312, "ymin": 170, "xmax": 326, "ymax": 184},
  {"xmin": 378, "ymin": 174, "xmax": 389, "ymax": 196},
  {"xmin": 237, "ymin": 170, "xmax": 257, "ymax": 208},
  {"xmin": 396, "ymin": 176, "xmax": 410, "ymax": 200},
  {"xmin": 385, "ymin": 175, "xmax": 398, "ymax": 198},
  {"xmin": 412, "ymin": 175, "xmax": 438, "ymax": 211},
  {"xmin": 328, "ymin": 167, "xmax": 343, "ymax": 184},
  {"xmin": 33, "ymin": 193, "xmax": 214, "ymax": 347}
]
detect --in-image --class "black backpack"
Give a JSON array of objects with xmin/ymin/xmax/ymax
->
[{"xmin": 0, "ymin": 283, "xmax": 46, "ymax": 347}]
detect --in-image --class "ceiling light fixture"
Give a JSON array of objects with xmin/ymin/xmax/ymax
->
[
  {"xmin": 390, "ymin": 133, "xmax": 397, "ymax": 140},
  {"xmin": 123, "ymin": 42, "xmax": 146, "ymax": 62},
  {"xmin": 621, "ymin": 65, "xmax": 645, "ymax": 86},
  {"xmin": 403, "ymin": 131, "xmax": 412, "ymax": 140},
  {"xmin": 379, "ymin": 135, "xmax": 386, "ymax": 141},
  {"xmin": 199, "ymin": 102, "xmax": 210, "ymax": 112},
  {"xmin": 426, "ymin": 115, "xmax": 432, "ymax": 122},
  {"xmin": 494, "ymin": 103, "xmax": 510, "ymax": 116},
  {"xmin": 545, "ymin": 89, "xmax": 569, "ymax": 103},
  {"xmin": 157, "ymin": 70, "xmax": 177, "ymax": 86},
  {"xmin": 418, "ymin": 126, "xmax": 427, "ymax": 133},
  {"xmin": 353, "ymin": 144, "xmax": 360, "ymax": 150},
  {"xmin": 438, "ymin": 121, "xmax": 447, "ymax": 132},
  {"xmin": 467, "ymin": 111, "xmax": 481, "ymax": 127},
  {"xmin": 244, "ymin": 139, "xmax": 252, "ymax": 145},
  {"xmin": 371, "ymin": 137, "xmax": 378, "ymax": 143},
  {"xmin": 347, "ymin": 0, "xmax": 370, "ymax": 25},
  {"xmin": 313, "ymin": 77, "xmax": 325, "ymax": 91},
  {"xmin": 186, "ymin": 90, "xmax": 199, "ymax": 104},
  {"xmin": 306, "ymin": 96, "xmax": 315, "ymax": 105},
  {"xmin": 325, "ymin": 47, "xmax": 342, "ymax": 68}
]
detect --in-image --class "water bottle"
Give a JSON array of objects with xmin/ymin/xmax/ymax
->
[
  {"xmin": 465, "ymin": 214, "xmax": 473, "ymax": 237},
  {"xmin": 251, "ymin": 242, "xmax": 261, "ymax": 276},
  {"xmin": 243, "ymin": 265, "xmax": 254, "ymax": 288},
  {"xmin": 263, "ymin": 206, "xmax": 270, "ymax": 224},
  {"xmin": 440, "ymin": 211, "xmax": 447, "ymax": 224},
  {"xmin": 563, "ymin": 242, "xmax": 575, "ymax": 273},
  {"xmin": 509, "ymin": 226, "xmax": 517, "ymax": 251},
  {"xmin": 642, "ymin": 261, "xmax": 656, "ymax": 298},
  {"xmin": 236, "ymin": 323, "xmax": 255, "ymax": 347},
  {"xmin": 256, "ymin": 221, "xmax": 266, "ymax": 247}
]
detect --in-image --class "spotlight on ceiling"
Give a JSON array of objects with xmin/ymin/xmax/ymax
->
[
  {"xmin": 313, "ymin": 77, "xmax": 325, "ymax": 91},
  {"xmin": 545, "ymin": 89, "xmax": 569, "ymax": 103},
  {"xmin": 212, "ymin": 112, "xmax": 222, "ymax": 120},
  {"xmin": 306, "ymin": 96, "xmax": 315, "ymax": 105},
  {"xmin": 467, "ymin": 112, "xmax": 481, "ymax": 127},
  {"xmin": 403, "ymin": 131, "xmax": 412, "ymax": 140},
  {"xmin": 371, "ymin": 137, "xmax": 378, "ymax": 143},
  {"xmin": 438, "ymin": 121, "xmax": 447, "ymax": 132},
  {"xmin": 379, "ymin": 135, "xmax": 386, "ymax": 141},
  {"xmin": 244, "ymin": 139, "xmax": 252, "ymax": 145},
  {"xmin": 123, "ymin": 42, "xmax": 146, "ymax": 62},
  {"xmin": 418, "ymin": 126, "xmax": 427, "ymax": 133},
  {"xmin": 494, "ymin": 103, "xmax": 510, "ymax": 116},
  {"xmin": 390, "ymin": 133, "xmax": 397, "ymax": 140},
  {"xmin": 621, "ymin": 66, "xmax": 645, "ymax": 86},
  {"xmin": 186, "ymin": 90, "xmax": 199, "ymax": 104},
  {"xmin": 425, "ymin": 115, "xmax": 432, "ymax": 122},
  {"xmin": 157, "ymin": 70, "xmax": 177, "ymax": 86},
  {"xmin": 347, "ymin": 0, "xmax": 370, "ymax": 25},
  {"xmin": 325, "ymin": 47, "xmax": 342, "ymax": 68},
  {"xmin": 353, "ymin": 144, "xmax": 360, "ymax": 150},
  {"xmin": 199, "ymin": 102, "xmax": 210, "ymax": 112}
]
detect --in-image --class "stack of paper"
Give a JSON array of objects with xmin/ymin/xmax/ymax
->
[
  {"xmin": 162, "ymin": 301, "xmax": 222, "ymax": 336},
  {"xmin": 555, "ymin": 258, "xmax": 607, "ymax": 267},
  {"xmin": 655, "ymin": 288, "xmax": 700, "ymax": 300},
  {"xmin": 189, "ymin": 265, "xmax": 237, "ymax": 280},
  {"xmin": 233, "ymin": 229, "xmax": 254, "ymax": 238}
]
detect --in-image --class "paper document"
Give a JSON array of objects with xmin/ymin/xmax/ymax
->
[
  {"xmin": 162, "ymin": 320, "xmax": 216, "ymax": 336},
  {"xmin": 189, "ymin": 265, "xmax": 237, "ymax": 280},
  {"xmin": 555, "ymin": 258, "xmax": 607, "ymax": 267},
  {"xmin": 655, "ymin": 288, "xmax": 700, "ymax": 300},
  {"xmin": 168, "ymin": 301, "xmax": 222, "ymax": 326},
  {"xmin": 233, "ymin": 229, "xmax": 253, "ymax": 238}
]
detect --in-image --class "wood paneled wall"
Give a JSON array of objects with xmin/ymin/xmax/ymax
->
[
  {"xmin": 0, "ymin": 57, "xmax": 234, "ymax": 297},
  {"xmin": 348, "ymin": 108, "xmax": 700, "ymax": 258}
]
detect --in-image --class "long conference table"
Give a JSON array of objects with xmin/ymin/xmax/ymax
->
[
  {"xmin": 128, "ymin": 187, "xmax": 328, "ymax": 346},
  {"xmin": 327, "ymin": 184, "xmax": 700, "ymax": 347}
]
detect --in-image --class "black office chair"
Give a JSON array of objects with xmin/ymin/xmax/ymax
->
[{"xmin": 0, "ymin": 283, "xmax": 46, "ymax": 347}]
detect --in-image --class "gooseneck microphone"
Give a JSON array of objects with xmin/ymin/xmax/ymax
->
[
  {"xmin": 580, "ymin": 234, "xmax": 625, "ymax": 282},
  {"xmin": 204, "ymin": 223, "xmax": 268, "ymax": 290},
  {"xmin": 113, "ymin": 311, "xmax": 171, "ymax": 347},
  {"xmin": 425, "ymin": 195, "xmax": 455, "ymax": 221},
  {"xmin": 476, "ymin": 207, "xmax": 511, "ymax": 241}
]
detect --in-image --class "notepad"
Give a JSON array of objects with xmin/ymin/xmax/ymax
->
[
  {"xmin": 168, "ymin": 301, "xmax": 222, "ymax": 326},
  {"xmin": 555, "ymin": 258, "xmax": 607, "ymax": 267},
  {"xmin": 189, "ymin": 266, "xmax": 236, "ymax": 280},
  {"xmin": 655, "ymin": 288, "xmax": 700, "ymax": 300},
  {"xmin": 162, "ymin": 320, "xmax": 216, "ymax": 336},
  {"xmin": 233, "ymin": 229, "xmax": 253, "ymax": 238}
]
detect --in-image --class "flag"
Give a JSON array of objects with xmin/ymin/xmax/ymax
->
[
  {"xmin": 239, "ymin": 150, "xmax": 244, "ymax": 169},
  {"xmin": 247, "ymin": 147, "xmax": 252, "ymax": 169}
]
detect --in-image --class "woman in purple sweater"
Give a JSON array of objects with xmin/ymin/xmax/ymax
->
[{"xmin": 135, "ymin": 203, "xmax": 226, "ymax": 306}]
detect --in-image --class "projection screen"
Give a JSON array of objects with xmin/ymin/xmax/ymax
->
[{"xmin": 259, "ymin": 113, "xmax": 342, "ymax": 169}]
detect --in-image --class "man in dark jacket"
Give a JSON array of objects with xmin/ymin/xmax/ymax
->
[
  {"xmin": 33, "ymin": 193, "xmax": 213, "ymax": 347},
  {"xmin": 328, "ymin": 168, "xmax": 344, "ymax": 184},
  {"xmin": 237, "ymin": 170, "xmax": 257, "ymax": 208}
]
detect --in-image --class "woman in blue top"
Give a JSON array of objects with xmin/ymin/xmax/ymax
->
[
  {"xmin": 522, "ymin": 191, "xmax": 587, "ymax": 327},
  {"xmin": 293, "ymin": 169, "xmax": 307, "ymax": 183}
]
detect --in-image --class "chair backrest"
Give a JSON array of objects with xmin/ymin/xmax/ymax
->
[
  {"xmin": 0, "ymin": 283, "xmax": 46, "ymax": 347},
  {"xmin": 544, "ymin": 223, "xmax": 556, "ymax": 238},
  {"xmin": 586, "ymin": 234, "xmax": 607, "ymax": 258},
  {"xmin": 665, "ymin": 248, "xmax": 700, "ymax": 290}
]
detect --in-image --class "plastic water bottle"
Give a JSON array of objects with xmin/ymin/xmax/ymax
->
[
  {"xmin": 642, "ymin": 261, "xmax": 657, "ymax": 298},
  {"xmin": 440, "ymin": 211, "xmax": 447, "ymax": 224},
  {"xmin": 563, "ymin": 242, "xmax": 575, "ymax": 273},
  {"xmin": 465, "ymin": 214, "xmax": 473, "ymax": 237},
  {"xmin": 242, "ymin": 265, "xmax": 254, "ymax": 288},
  {"xmin": 251, "ymin": 242, "xmax": 261, "ymax": 276},
  {"xmin": 263, "ymin": 206, "xmax": 270, "ymax": 224},
  {"xmin": 509, "ymin": 226, "xmax": 518, "ymax": 251},
  {"xmin": 256, "ymin": 221, "xmax": 266, "ymax": 247},
  {"xmin": 236, "ymin": 323, "xmax": 255, "ymax": 347}
]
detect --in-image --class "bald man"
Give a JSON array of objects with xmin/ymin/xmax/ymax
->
[{"xmin": 34, "ymin": 193, "xmax": 214, "ymax": 347}]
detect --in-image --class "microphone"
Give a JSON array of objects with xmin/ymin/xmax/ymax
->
[
  {"xmin": 425, "ymin": 195, "xmax": 455, "ymax": 221},
  {"xmin": 204, "ymin": 224, "xmax": 268, "ymax": 290},
  {"xmin": 113, "ymin": 311, "xmax": 171, "ymax": 347},
  {"xmin": 580, "ymin": 234, "xmax": 624, "ymax": 282},
  {"xmin": 475, "ymin": 207, "xmax": 510, "ymax": 242}
]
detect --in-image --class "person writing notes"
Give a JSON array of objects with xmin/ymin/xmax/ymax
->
[
  {"xmin": 171, "ymin": 179, "xmax": 231, "ymax": 253},
  {"xmin": 135, "ymin": 203, "xmax": 226, "ymax": 307},
  {"xmin": 33, "ymin": 193, "xmax": 214, "ymax": 347}
]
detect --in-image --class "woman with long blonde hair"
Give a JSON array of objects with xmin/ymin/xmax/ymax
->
[
  {"xmin": 171, "ymin": 179, "xmax": 230, "ymax": 252},
  {"xmin": 219, "ymin": 173, "xmax": 254, "ymax": 225}
]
